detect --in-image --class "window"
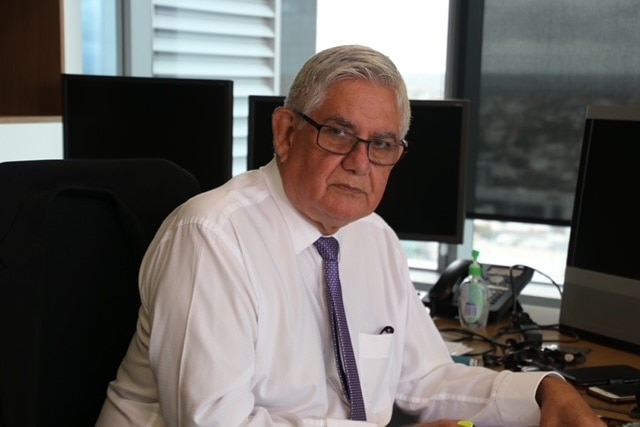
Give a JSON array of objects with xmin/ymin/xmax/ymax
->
[
  {"xmin": 317, "ymin": 0, "xmax": 449, "ymax": 100},
  {"xmin": 451, "ymin": 1, "xmax": 640, "ymax": 292},
  {"xmin": 317, "ymin": 0, "xmax": 450, "ymax": 271},
  {"xmin": 81, "ymin": 0, "xmax": 119, "ymax": 75},
  {"xmin": 467, "ymin": 1, "xmax": 640, "ymax": 224},
  {"xmin": 76, "ymin": 0, "xmax": 599, "ymax": 293},
  {"xmin": 472, "ymin": 220, "xmax": 569, "ymax": 286}
]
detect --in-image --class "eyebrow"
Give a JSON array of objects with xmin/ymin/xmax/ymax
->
[{"xmin": 324, "ymin": 114, "xmax": 399, "ymax": 141}]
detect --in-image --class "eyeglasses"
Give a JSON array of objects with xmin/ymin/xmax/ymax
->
[{"xmin": 297, "ymin": 112, "xmax": 408, "ymax": 166}]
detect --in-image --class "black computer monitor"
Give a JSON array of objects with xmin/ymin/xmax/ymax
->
[
  {"xmin": 247, "ymin": 96, "xmax": 469, "ymax": 244},
  {"xmin": 62, "ymin": 74, "xmax": 234, "ymax": 191},
  {"xmin": 247, "ymin": 95, "xmax": 283, "ymax": 170},
  {"xmin": 376, "ymin": 99, "xmax": 469, "ymax": 243},
  {"xmin": 559, "ymin": 105, "xmax": 640, "ymax": 352}
]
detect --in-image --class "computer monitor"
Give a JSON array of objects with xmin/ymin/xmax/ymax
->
[
  {"xmin": 247, "ymin": 96, "xmax": 469, "ymax": 244},
  {"xmin": 247, "ymin": 95, "xmax": 283, "ymax": 169},
  {"xmin": 559, "ymin": 105, "xmax": 640, "ymax": 352},
  {"xmin": 62, "ymin": 74, "xmax": 234, "ymax": 191},
  {"xmin": 376, "ymin": 99, "xmax": 469, "ymax": 243}
]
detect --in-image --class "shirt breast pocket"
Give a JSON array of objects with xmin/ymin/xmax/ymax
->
[{"xmin": 358, "ymin": 332, "xmax": 394, "ymax": 415}]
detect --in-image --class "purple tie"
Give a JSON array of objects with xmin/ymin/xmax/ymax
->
[{"xmin": 314, "ymin": 237, "xmax": 366, "ymax": 421}]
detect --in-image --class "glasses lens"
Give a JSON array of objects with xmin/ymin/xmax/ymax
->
[
  {"xmin": 317, "ymin": 126, "xmax": 403, "ymax": 165},
  {"xmin": 317, "ymin": 126, "xmax": 354, "ymax": 153},
  {"xmin": 368, "ymin": 140, "xmax": 404, "ymax": 165}
]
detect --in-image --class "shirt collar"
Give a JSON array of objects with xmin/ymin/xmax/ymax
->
[{"xmin": 262, "ymin": 159, "xmax": 329, "ymax": 254}]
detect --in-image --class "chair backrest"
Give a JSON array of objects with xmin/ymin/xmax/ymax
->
[{"xmin": 0, "ymin": 158, "xmax": 202, "ymax": 427}]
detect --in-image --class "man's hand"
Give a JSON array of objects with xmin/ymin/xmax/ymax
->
[{"xmin": 536, "ymin": 375, "xmax": 606, "ymax": 426}]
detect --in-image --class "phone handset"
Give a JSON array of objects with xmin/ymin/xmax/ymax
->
[{"xmin": 427, "ymin": 259, "xmax": 471, "ymax": 319}]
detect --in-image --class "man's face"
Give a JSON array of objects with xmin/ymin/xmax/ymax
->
[{"xmin": 273, "ymin": 79, "xmax": 402, "ymax": 235}]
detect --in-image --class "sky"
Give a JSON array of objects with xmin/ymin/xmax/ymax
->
[{"xmin": 316, "ymin": 0, "xmax": 449, "ymax": 75}]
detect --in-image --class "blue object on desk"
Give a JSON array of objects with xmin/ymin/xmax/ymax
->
[{"xmin": 452, "ymin": 355, "xmax": 478, "ymax": 366}]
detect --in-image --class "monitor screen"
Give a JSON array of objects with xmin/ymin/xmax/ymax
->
[
  {"xmin": 247, "ymin": 96, "xmax": 469, "ymax": 244},
  {"xmin": 62, "ymin": 74, "xmax": 234, "ymax": 191},
  {"xmin": 247, "ymin": 95, "xmax": 283, "ymax": 169},
  {"xmin": 560, "ymin": 105, "xmax": 640, "ymax": 352},
  {"xmin": 376, "ymin": 99, "xmax": 469, "ymax": 243}
]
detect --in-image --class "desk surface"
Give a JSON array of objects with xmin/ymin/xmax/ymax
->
[{"xmin": 434, "ymin": 316, "xmax": 640, "ymax": 424}]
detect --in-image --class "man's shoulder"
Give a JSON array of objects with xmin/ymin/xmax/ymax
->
[
  {"xmin": 352, "ymin": 211, "xmax": 397, "ymax": 235},
  {"xmin": 171, "ymin": 170, "xmax": 272, "ymax": 224},
  {"xmin": 343, "ymin": 213, "xmax": 403, "ymax": 250}
]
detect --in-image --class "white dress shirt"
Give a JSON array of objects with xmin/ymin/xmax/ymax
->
[{"xmin": 96, "ymin": 160, "xmax": 548, "ymax": 427}]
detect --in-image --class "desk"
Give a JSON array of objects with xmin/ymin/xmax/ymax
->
[{"xmin": 434, "ymin": 317, "xmax": 640, "ymax": 424}]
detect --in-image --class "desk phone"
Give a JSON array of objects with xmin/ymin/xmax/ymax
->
[{"xmin": 425, "ymin": 259, "xmax": 534, "ymax": 323}]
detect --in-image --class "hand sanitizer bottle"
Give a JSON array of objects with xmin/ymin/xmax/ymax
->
[{"xmin": 458, "ymin": 249, "xmax": 489, "ymax": 329}]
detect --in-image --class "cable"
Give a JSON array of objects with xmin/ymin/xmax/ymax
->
[
  {"xmin": 505, "ymin": 263, "xmax": 583, "ymax": 344},
  {"xmin": 438, "ymin": 323, "xmax": 585, "ymax": 371},
  {"xmin": 508, "ymin": 264, "xmax": 563, "ymax": 318},
  {"xmin": 508, "ymin": 265, "xmax": 521, "ymax": 317},
  {"xmin": 439, "ymin": 265, "xmax": 584, "ymax": 371},
  {"xmin": 438, "ymin": 327, "xmax": 506, "ymax": 356}
]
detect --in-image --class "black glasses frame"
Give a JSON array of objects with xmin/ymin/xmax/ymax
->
[{"xmin": 297, "ymin": 112, "xmax": 408, "ymax": 166}]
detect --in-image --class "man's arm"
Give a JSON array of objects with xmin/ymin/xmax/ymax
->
[
  {"xmin": 413, "ymin": 375, "xmax": 606, "ymax": 427},
  {"xmin": 535, "ymin": 375, "xmax": 606, "ymax": 427}
]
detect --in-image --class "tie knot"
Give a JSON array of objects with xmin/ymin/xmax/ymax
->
[{"xmin": 313, "ymin": 236, "xmax": 339, "ymax": 262}]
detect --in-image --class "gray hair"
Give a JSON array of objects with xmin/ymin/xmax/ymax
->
[{"xmin": 284, "ymin": 45, "xmax": 411, "ymax": 138}]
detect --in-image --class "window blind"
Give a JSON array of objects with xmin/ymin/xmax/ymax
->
[
  {"xmin": 151, "ymin": 0, "xmax": 280, "ymax": 175},
  {"xmin": 452, "ymin": 0, "xmax": 640, "ymax": 225}
]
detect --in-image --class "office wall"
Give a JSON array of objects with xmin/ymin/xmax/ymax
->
[
  {"xmin": 0, "ymin": 0, "xmax": 62, "ymax": 116},
  {"xmin": 0, "ymin": 0, "xmax": 79, "ymax": 162},
  {"xmin": 0, "ymin": 119, "xmax": 63, "ymax": 162}
]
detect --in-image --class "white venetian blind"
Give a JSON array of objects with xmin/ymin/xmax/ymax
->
[{"xmin": 151, "ymin": 0, "xmax": 281, "ymax": 175}]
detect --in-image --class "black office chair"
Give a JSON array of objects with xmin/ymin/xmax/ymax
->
[{"xmin": 0, "ymin": 158, "xmax": 202, "ymax": 427}]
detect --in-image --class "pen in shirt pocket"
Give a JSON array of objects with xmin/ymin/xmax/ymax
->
[{"xmin": 379, "ymin": 326, "xmax": 394, "ymax": 334}]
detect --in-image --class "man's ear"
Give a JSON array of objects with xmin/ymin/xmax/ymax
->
[{"xmin": 272, "ymin": 107, "xmax": 296, "ymax": 163}]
